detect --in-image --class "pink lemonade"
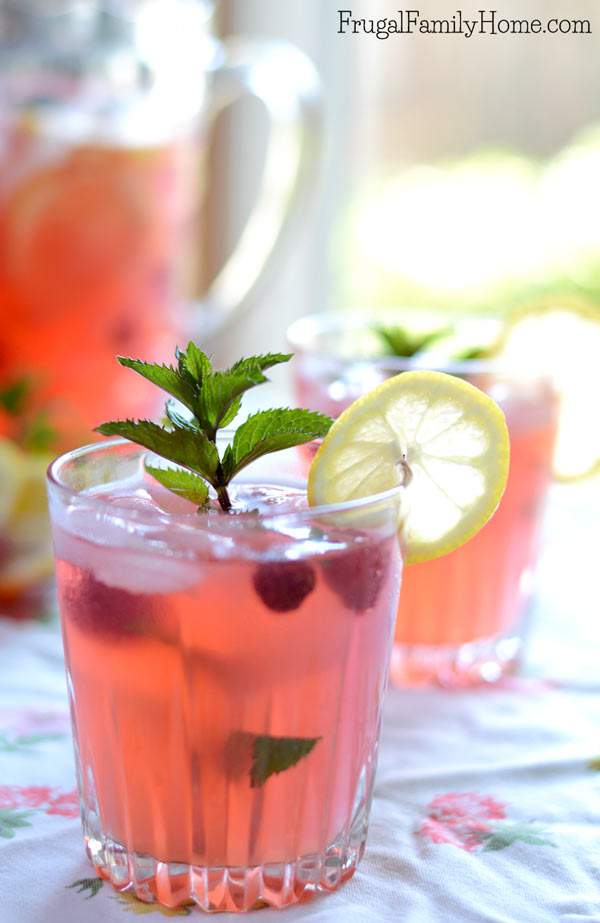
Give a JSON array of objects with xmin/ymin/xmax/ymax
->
[
  {"xmin": 48, "ymin": 441, "xmax": 402, "ymax": 912},
  {"xmin": 0, "ymin": 117, "xmax": 200, "ymax": 447},
  {"xmin": 290, "ymin": 316, "xmax": 558, "ymax": 686}
]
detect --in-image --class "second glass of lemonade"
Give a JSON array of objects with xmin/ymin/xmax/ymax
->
[
  {"xmin": 288, "ymin": 312, "xmax": 558, "ymax": 687},
  {"xmin": 48, "ymin": 437, "xmax": 403, "ymax": 913}
]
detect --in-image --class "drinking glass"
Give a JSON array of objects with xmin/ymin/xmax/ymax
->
[
  {"xmin": 288, "ymin": 311, "xmax": 558, "ymax": 687},
  {"xmin": 47, "ymin": 437, "xmax": 403, "ymax": 913}
]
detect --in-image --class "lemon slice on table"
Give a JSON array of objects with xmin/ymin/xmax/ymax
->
[
  {"xmin": 0, "ymin": 439, "xmax": 53, "ymax": 599},
  {"xmin": 494, "ymin": 300, "xmax": 600, "ymax": 481},
  {"xmin": 307, "ymin": 371, "xmax": 509, "ymax": 564}
]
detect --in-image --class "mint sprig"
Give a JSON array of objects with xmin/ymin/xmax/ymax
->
[
  {"xmin": 376, "ymin": 324, "xmax": 489, "ymax": 361},
  {"xmin": 96, "ymin": 343, "xmax": 333, "ymax": 511},
  {"xmin": 375, "ymin": 324, "xmax": 451, "ymax": 358}
]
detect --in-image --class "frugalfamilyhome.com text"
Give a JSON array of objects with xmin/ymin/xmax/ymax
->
[{"xmin": 337, "ymin": 9, "xmax": 592, "ymax": 38}]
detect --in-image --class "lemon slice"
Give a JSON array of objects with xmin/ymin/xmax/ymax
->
[
  {"xmin": 0, "ymin": 439, "xmax": 24, "ymax": 526},
  {"xmin": 496, "ymin": 299, "xmax": 600, "ymax": 481},
  {"xmin": 307, "ymin": 371, "xmax": 509, "ymax": 564},
  {"xmin": 0, "ymin": 439, "xmax": 53, "ymax": 599}
]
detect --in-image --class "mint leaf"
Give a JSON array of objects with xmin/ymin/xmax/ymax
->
[
  {"xmin": 95, "ymin": 420, "xmax": 219, "ymax": 485},
  {"xmin": 177, "ymin": 342, "xmax": 212, "ymax": 386},
  {"xmin": 144, "ymin": 464, "xmax": 209, "ymax": 506},
  {"xmin": 165, "ymin": 400, "xmax": 200, "ymax": 432},
  {"xmin": 0, "ymin": 377, "xmax": 31, "ymax": 416},
  {"xmin": 117, "ymin": 358, "xmax": 198, "ymax": 414},
  {"xmin": 376, "ymin": 325, "xmax": 450, "ymax": 358},
  {"xmin": 99, "ymin": 343, "xmax": 322, "ymax": 511},
  {"xmin": 198, "ymin": 368, "xmax": 268, "ymax": 433},
  {"xmin": 229, "ymin": 353, "xmax": 292, "ymax": 376},
  {"xmin": 22, "ymin": 410, "xmax": 58, "ymax": 453},
  {"xmin": 198, "ymin": 354, "xmax": 292, "ymax": 434},
  {"xmin": 250, "ymin": 734, "xmax": 321, "ymax": 787},
  {"xmin": 222, "ymin": 408, "xmax": 333, "ymax": 480}
]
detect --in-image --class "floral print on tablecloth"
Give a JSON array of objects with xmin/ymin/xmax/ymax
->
[
  {"xmin": 417, "ymin": 792, "xmax": 555, "ymax": 852},
  {"xmin": 0, "ymin": 707, "xmax": 70, "ymax": 752},
  {"xmin": 0, "ymin": 784, "xmax": 79, "ymax": 837}
]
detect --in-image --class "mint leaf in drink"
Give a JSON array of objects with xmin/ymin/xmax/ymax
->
[
  {"xmin": 117, "ymin": 357, "xmax": 198, "ymax": 413},
  {"xmin": 144, "ymin": 465, "xmax": 209, "ymax": 507},
  {"xmin": 197, "ymin": 354, "xmax": 292, "ymax": 436},
  {"xmin": 375, "ymin": 324, "xmax": 450, "ymax": 358},
  {"xmin": 177, "ymin": 341, "xmax": 212, "ymax": 386},
  {"xmin": 222, "ymin": 408, "xmax": 332, "ymax": 480},
  {"xmin": 250, "ymin": 734, "xmax": 321, "ymax": 787},
  {"xmin": 95, "ymin": 420, "xmax": 219, "ymax": 482},
  {"xmin": 229, "ymin": 353, "xmax": 293, "ymax": 377},
  {"xmin": 96, "ymin": 344, "xmax": 333, "ymax": 511}
]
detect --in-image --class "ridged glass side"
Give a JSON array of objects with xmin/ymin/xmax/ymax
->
[{"xmin": 82, "ymin": 795, "xmax": 371, "ymax": 912}]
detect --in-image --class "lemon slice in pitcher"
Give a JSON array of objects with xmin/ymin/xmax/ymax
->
[
  {"xmin": 495, "ymin": 299, "xmax": 600, "ymax": 481},
  {"xmin": 307, "ymin": 371, "xmax": 509, "ymax": 564}
]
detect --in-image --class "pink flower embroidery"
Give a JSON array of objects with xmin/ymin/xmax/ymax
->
[
  {"xmin": 417, "ymin": 791, "xmax": 554, "ymax": 853},
  {"xmin": 46, "ymin": 791, "xmax": 80, "ymax": 818},
  {"xmin": 0, "ymin": 785, "xmax": 53, "ymax": 810},
  {"xmin": 0, "ymin": 785, "xmax": 79, "ymax": 818},
  {"xmin": 418, "ymin": 792, "xmax": 507, "ymax": 852}
]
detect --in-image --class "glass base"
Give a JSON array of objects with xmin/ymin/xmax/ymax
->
[
  {"xmin": 390, "ymin": 632, "xmax": 523, "ymax": 689},
  {"xmin": 83, "ymin": 805, "xmax": 369, "ymax": 913}
]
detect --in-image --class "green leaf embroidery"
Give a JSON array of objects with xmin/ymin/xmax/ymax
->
[
  {"xmin": 481, "ymin": 822, "xmax": 555, "ymax": 851},
  {"xmin": 95, "ymin": 420, "xmax": 219, "ymax": 486},
  {"xmin": 66, "ymin": 877, "xmax": 104, "ymax": 899},
  {"xmin": 144, "ymin": 464, "xmax": 209, "ymax": 507},
  {"xmin": 250, "ymin": 734, "xmax": 321, "ymax": 788},
  {"xmin": 117, "ymin": 358, "xmax": 198, "ymax": 414},
  {"xmin": 222, "ymin": 408, "xmax": 333, "ymax": 480},
  {"xmin": 114, "ymin": 892, "xmax": 192, "ymax": 916},
  {"xmin": 0, "ymin": 732, "xmax": 65, "ymax": 753},
  {"xmin": 0, "ymin": 809, "xmax": 32, "ymax": 838}
]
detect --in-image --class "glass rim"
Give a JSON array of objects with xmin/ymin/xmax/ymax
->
[
  {"xmin": 286, "ymin": 309, "xmax": 515, "ymax": 376},
  {"xmin": 47, "ymin": 435, "xmax": 405, "ymax": 528}
]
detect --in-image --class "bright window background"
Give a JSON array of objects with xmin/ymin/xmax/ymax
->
[{"xmin": 210, "ymin": 0, "xmax": 600, "ymax": 360}]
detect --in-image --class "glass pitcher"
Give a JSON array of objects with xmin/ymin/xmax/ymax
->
[{"xmin": 0, "ymin": 0, "xmax": 321, "ymax": 448}]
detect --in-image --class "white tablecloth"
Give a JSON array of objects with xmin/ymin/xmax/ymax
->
[{"xmin": 1, "ymin": 481, "xmax": 599, "ymax": 922}]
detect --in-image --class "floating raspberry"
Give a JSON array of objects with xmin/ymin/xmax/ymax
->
[
  {"xmin": 322, "ymin": 540, "xmax": 390, "ymax": 612},
  {"xmin": 253, "ymin": 561, "xmax": 316, "ymax": 612},
  {"xmin": 60, "ymin": 570, "xmax": 158, "ymax": 639}
]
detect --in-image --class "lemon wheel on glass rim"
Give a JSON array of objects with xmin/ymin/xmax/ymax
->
[{"xmin": 307, "ymin": 370, "xmax": 510, "ymax": 565}]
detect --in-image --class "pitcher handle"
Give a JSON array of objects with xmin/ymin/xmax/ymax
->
[{"xmin": 193, "ymin": 38, "xmax": 322, "ymax": 339}]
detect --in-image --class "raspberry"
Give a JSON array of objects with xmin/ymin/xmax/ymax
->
[
  {"xmin": 322, "ymin": 540, "xmax": 390, "ymax": 612},
  {"xmin": 60, "ymin": 570, "xmax": 158, "ymax": 640},
  {"xmin": 253, "ymin": 561, "xmax": 316, "ymax": 613}
]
